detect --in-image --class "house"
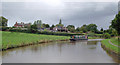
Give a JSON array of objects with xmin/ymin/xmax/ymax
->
[
  {"xmin": 14, "ymin": 22, "xmax": 31, "ymax": 28},
  {"xmin": 53, "ymin": 26, "xmax": 68, "ymax": 32}
]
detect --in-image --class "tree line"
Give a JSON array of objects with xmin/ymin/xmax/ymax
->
[
  {"xmin": 0, "ymin": 11, "xmax": 120, "ymax": 38},
  {"xmin": 0, "ymin": 17, "xmax": 99, "ymax": 33}
]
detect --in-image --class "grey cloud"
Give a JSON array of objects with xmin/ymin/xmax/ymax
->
[
  {"xmin": 2, "ymin": 2, "xmax": 118, "ymax": 30},
  {"xmin": 60, "ymin": 2, "xmax": 118, "ymax": 29}
]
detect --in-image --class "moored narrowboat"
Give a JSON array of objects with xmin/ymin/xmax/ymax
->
[{"xmin": 69, "ymin": 35, "xmax": 88, "ymax": 41}]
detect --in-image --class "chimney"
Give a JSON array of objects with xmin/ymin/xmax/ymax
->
[{"xmin": 16, "ymin": 22, "xmax": 17, "ymax": 24}]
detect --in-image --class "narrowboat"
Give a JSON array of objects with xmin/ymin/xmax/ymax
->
[{"xmin": 69, "ymin": 35, "xmax": 88, "ymax": 41}]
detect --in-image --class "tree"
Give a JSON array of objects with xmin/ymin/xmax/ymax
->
[
  {"xmin": 67, "ymin": 25, "xmax": 75, "ymax": 32},
  {"xmin": 42, "ymin": 23, "xmax": 46, "ymax": 28},
  {"xmin": 79, "ymin": 24, "xmax": 87, "ymax": 33},
  {"xmin": 111, "ymin": 11, "xmax": 120, "ymax": 36},
  {"xmin": 50, "ymin": 24, "xmax": 55, "ymax": 30},
  {"xmin": 0, "ymin": 16, "xmax": 8, "ymax": 26},
  {"xmin": 45, "ymin": 24, "xmax": 50, "ymax": 28},
  {"xmin": 29, "ymin": 24, "xmax": 38, "ymax": 33},
  {"xmin": 103, "ymin": 33, "xmax": 111, "ymax": 39},
  {"xmin": 70, "ymin": 28, "xmax": 75, "ymax": 33},
  {"xmin": 56, "ymin": 24, "xmax": 64, "ymax": 27},
  {"xmin": 31, "ymin": 24, "xmax": 37, "ymax": 30},
  {"xmin": 42, "ymin": 23, "xmax": 50, "ymax": 28},
  {"xmin": 67, "ymin": 25, "xmax": 75, "ymax": 30},
  {"xmin": 34, "ymin": 20, "xmax": 42, "ymax": 29},
  {"xmin": 87, "ymin": 24, "xmax": 98, "ymax": 33},
  {"xmin": 76, "ymin": 27, "xmax": 81, "ymax": 32},
  {"xmin": 108, "ymin": 28, "xmax": 113, "ymax": 34},
  {"xmin": 111, "ymin": 29, "xmax": 118, "ymax": 36},
  {"xmin": 51, "ymin": 24, "xmax": 55, "ymax": 28},
  {"xmin": 100, "ymin": 28, "xmax": 103, "ymax": 31},
  {"xmin": 30, "ymin": 20, "xmax": 42, "ymax": 32},
  {"xmin": 56, "ymin": 19, "xmax": 64, "ymax": 27}
]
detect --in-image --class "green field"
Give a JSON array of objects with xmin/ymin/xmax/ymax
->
[
  {"xmin": 0, "ymin": 31, "xmax": 70, "ymax": 50},
  {"xmin": 101, "ymin": 38, "xmax": 120, "ymax": 53}
]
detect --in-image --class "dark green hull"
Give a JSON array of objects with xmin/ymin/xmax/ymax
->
[{"xmin": 69, "ymin": 38, "xmax": 88, "ymax": 41}]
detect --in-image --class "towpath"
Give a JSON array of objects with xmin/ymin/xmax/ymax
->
[{"xmin": 109, "ymin": 40, "xmax": 120, "ymax": 48}]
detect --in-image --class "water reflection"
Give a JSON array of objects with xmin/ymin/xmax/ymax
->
[
  {"xmin": 2, "ymin": 40, "xmax": 119, "ymax": 63},
  {"xmin": 87, "ymin": 41, "xmax": 97, "ymax": 45},
  {"xmin": 87, "ymin": 41, "xmax": 97, "ymax": 49},
  {"xmin": 69, "ymin": 41, "xmax": 76, "ymax": 45}
]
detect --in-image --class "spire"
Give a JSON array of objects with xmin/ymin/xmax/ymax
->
[{"xmin": 59, "ymin": 19, "xmax": 62, "ymax": 24}]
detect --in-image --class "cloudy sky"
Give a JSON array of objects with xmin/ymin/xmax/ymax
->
[{"xmin": 1, "ymin": 0, "xmax": 119, "ymax": 30}]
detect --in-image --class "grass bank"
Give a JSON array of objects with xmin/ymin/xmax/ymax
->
[
  {"xmin": 88, "ymin": 37, "xmax": 102, "ymax": 39},
  {"xmin": 101, "ymin": 38, "xmax": 120, "ymax": 54},
  {"xmin": 0, "ymin": 31, "xmax": 70, "ymax": 50},
  {"xmin": 110, "ymin": 37, "xmax": 120, "ymax": 46}
]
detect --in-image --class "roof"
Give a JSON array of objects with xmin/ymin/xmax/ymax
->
[{"xmin": 15, "ymin": 22, "xmax": 30, "ymax": 26}]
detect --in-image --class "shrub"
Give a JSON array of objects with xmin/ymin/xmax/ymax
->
[
  {"xmin": 1, "ymin": 27, "xmax": 9, "ymax": 31},
  {"xmin": 80, "ymin": 31, "xmax": 83, "ymax": 33},
  {"xmin": 103, "ymin": 33, "xmax": 111, "ymax": 39},
  {"xmin": 88, "ymin": 33, "xmax": 95, "ymax": 37}
]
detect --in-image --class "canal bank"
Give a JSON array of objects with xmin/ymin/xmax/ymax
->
[
  {"xmin": 101, "ymin": 38, "xmax": 120, "ymax": 60},
  {"xmin": 2, "ymin": 39, "xmax": 69, "ymax": 51},
  {"xmin": 1, "ymin": 31, "xmax": 101, "ymax": 51},
  {"xmin": 1, "ymin": 31, "xmax": 70, "ymax": 51}
]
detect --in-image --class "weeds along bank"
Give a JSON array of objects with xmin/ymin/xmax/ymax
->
[
  {"xmin": 1, "ymin": 31, "xmax": 70, "ymax": 50},
  {"xmin": 101, "ymin": 38, "xmax": 120, "ymax": 57}
]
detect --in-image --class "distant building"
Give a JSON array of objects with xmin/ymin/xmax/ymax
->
[
  {"xmin": 53, "ymin": 26, "xmax": 68, "ymax": 32},
  {"xmin": 52, "ymin": 19, "xmax": 68, "ymax": 32},
  {"xmin": 14, "ymin": 22, "xmax": 31, "ymax": 28}
]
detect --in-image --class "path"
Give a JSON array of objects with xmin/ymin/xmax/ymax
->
[{"xmin": 109, "ymin": 40, "xmax": 120, "ymax": 48}]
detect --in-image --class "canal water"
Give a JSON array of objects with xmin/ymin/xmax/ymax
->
[{"xmin": 1, "ymin": 39, "xmax": 120, "ymax": 63}]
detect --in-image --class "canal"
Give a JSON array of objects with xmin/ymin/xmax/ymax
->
[{"xmin": 1, "ymin": 39, "xmax": 120, "ymax": 63}]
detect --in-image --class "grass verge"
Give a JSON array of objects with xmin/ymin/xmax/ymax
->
[
  {"xmin": 101, "ymin": 38, "xmax": 120, "ymax": 54},
  {"xmin": 110, "ymin": 37, "xmax": 119, "ymax": 46},
  {"xmin": 0, "ymin": 31, "xmax": 70, "ymax": 50},
  {"xmin": 88, "ymin": 37, "xmax": 102, "ymax": 39}
]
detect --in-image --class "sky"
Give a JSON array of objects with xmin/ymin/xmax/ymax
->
[{"xmin": 1, "ymin": 0, "xmax": 119, "ymax": 30}]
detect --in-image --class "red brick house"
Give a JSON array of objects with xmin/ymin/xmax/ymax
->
[{"xmin": 14, "ymin": 22, "xmax": 31, "ymax": 28}]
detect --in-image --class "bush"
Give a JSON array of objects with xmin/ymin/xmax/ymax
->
[
  {"xmin": 88, "ymin": 33, "xmax": 95, "ymax": 37},
  {"xmin": 8, "ymin": 27, "xmax": 84, "ymax": 36},
  {"xmin": 37, "ymin": 31, "xmax": 83, "ymax": 36},
  {"xmin": 95, "ymin": 31, "xmax": 103, "ymax": 34},
  {"xmin": 111, "ymin": 29, "xmax": 118, "ymax": 37},
  {"xmin": 1, "ymin": 27, "xmax": 9, "ymax": 31},
  {"xmin": 9, "ymin": 27, "xmax": 30, "ymax": 33},
  {"xmin": 103, "ymin": 33, "xmax": 111, "ymax": 39},
  {"xmin": 80, "ymin": 31, "xmax": 83, "ymax": 33}
]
